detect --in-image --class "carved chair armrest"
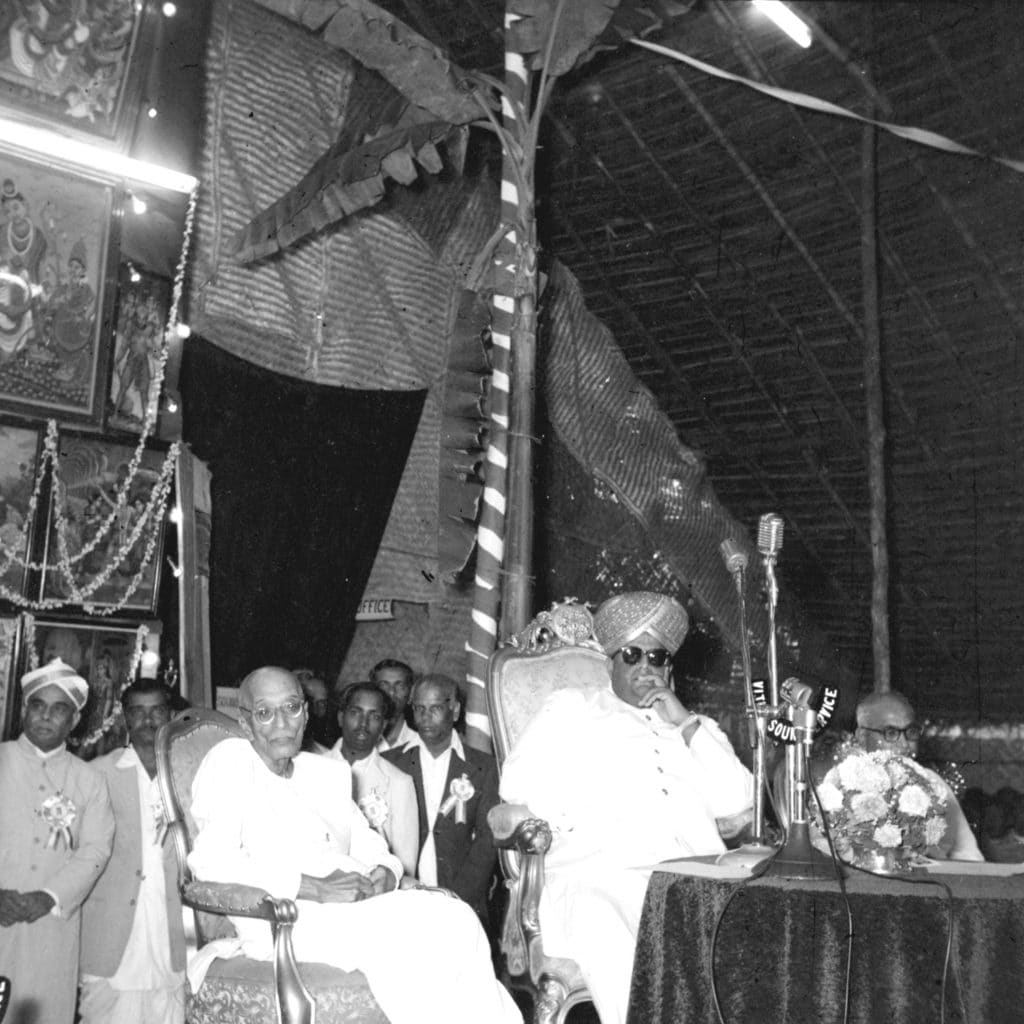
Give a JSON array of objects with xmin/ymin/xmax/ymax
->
[
  {"xmin": 183, "ymin": 880, "xmax": 286, "ymax": 923},
  {"xmin": 489, "ymin": 802, "xmax": 553, "ymax": 854},
  {"xmin": 184, "ymin": 880, "xmax": 315, "ymax": 1024}
]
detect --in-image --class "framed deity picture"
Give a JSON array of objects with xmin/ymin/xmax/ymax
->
[
  {"xmin": 0, "ymin": 150, "xmax": 119, "ymax": 423},
  {"xmin": 40, "ymin": 435, "xmax": 168, "ymax": 613},
  {"xmin": 26, "ymin": 618, "xmax": 143, "ymax": 755},
  {"xmin": 0, "ymin": 1, "xmax": 157, "ymax": 145},
  {"xmin": 0, "ymin": 422, "xmax": 42, "ymax": 598},
  {"xmin": 0, "ymin": 614, "xmax": 22, "ymax": 741},
  {"xmin": 108, "ymin": 264, "xmax": 170, "ymax": 433}
]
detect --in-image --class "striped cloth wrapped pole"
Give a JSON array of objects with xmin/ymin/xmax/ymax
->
[{"xmin": 463, "ymin": 9, "xmax": 529, "ymax": 753}]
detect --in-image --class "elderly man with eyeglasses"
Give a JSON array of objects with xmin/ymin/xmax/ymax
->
[
  {"xmin": 188, "ymin": 666, "xmax": 521, "ymax": 1024},
  {"xmin": 854, "ymin": 690, "xmax": 982, "ymax": 861},
  {"xmin": 80, "ymin": 680, "xmax": 186, "ymax": 1024},
  {"xmin": 500, "ymin": 591, "xmax": 754, "ymax": 1024}
]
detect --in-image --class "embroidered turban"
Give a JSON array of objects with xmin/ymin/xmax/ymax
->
[
  {"xmin": 593, "ymin": 591, "xmax": 689, "ymax": 656},
  {"xmin": 21, "ymin": 658, "xmax": 89, "ymax": 711}
]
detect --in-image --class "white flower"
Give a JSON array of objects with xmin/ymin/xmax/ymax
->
[
  {"xmin": 850, "ymin": 792, "xmax": 889, "ymax": 823},
  {"xmin": 816, "ymin": 781, "xmax": 844, "ymax": 813},
  {"xmin": 873, "ymin": 823, "xmax": 902, "ymax": 848},
  {"xmin": 897, "ymin": 784, "xmax": 931, "ymax": 817},
  {"xmin": 836, "ymin": 754, "xmax": 891, "ymax": 795},
  {"xmin": 887, "ymin": 761, "xmax": 910, "ymax": 787},
  {"xmin": 924, "ymin": 815, "xmax": 948, "ymax": 846}
]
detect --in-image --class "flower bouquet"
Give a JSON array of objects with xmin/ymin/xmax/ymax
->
[{"xmin": 813, "ymin": 748, "xmax": 950, "ymax": 871}]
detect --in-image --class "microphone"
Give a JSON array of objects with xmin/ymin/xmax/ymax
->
[
  {"xmin": 757, "ymin": 513, "xmax": 784, "ymax": 557},
  {"xmin": 719, "ymin": 538, "xmax": 748, "ymax": 576},
  {"xmin": 780, "ymin": 677, "xmax": 814, "ymax": 708}
]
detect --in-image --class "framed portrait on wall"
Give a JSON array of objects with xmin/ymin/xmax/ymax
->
[
  {"xmin": 0, "ymin": 421, "xmax": 42, "ymax": 598},
  {"xmin": 0, "ymin": 149, "xmax": 119, "ymax": 423},
  {"xmin": 40, "ymin": 435, "xmax": 167, "ymax": 613},
  {"xmin": 0, "ymin": 613, "xmax": 21, "ymax": 741},
  {"xmin": 26, "ymin": 618, "xmax": 143, "ymax": 755},
  {"xmin": 0, "ymin": 1, "xmax": 157, "ymax": 146},
  {"xmin": 107, "ymin": 264, "xmax": 170, "ymax": 433}
]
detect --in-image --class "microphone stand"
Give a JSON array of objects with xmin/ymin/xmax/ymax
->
[{"xmin": 717, "ymin": 541, "xmax": 775, "ymax": 870}]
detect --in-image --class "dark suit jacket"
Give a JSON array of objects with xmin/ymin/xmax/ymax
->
[{"xmin": 383, "ymin": 739, "xmax": 498, "ymax": 917}]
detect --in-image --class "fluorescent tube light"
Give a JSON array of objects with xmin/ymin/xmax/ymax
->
[{"xmin": 752, "ymin": 1, "xmax": 812, "ymax": 48}]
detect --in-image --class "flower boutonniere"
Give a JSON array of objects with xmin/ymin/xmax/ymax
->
[
  {"xmin": 359, "ymin": 790, "xmax": 390, "ymax": 832},
  {"xmin": 39, "ymin": 792, "xmax": 77, "ymax": 850},
  {"xmin": 439, "ymin": 773, "xmax": 475, "ymax": 824}
]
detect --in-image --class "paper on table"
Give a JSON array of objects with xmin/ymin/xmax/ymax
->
[{"xmin": 921, "ymin": 859, "xmax": 1024, "ymax": 877}]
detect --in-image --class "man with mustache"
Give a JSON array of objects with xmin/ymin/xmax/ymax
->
[{"xmin": 80, "ymin": 680, "xmax": 186, "ymax": 1024}]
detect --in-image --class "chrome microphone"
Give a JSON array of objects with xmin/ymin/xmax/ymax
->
[
  {"xmin": 758, "ymin": 513, "xmax": 784, "ymax": 707},
  {"xmin": 757, "ymin": 513, "xmax": 784, "ymax": 557}
]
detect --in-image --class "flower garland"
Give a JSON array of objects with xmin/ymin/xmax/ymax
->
[{"xmin": 0, "ymin": 185, "xmax": 196, "ymax": 617}]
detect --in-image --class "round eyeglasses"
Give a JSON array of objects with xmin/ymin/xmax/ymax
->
[
  {"xmin": 239, "ymin": 698, "xmax": 306, "ymax": 725},
  {"xmin": 617, "ymin": 646, "xmax": 671, "ymax": 668},
  {"xmin": 862, "ymin": 724, "xmax": 921, "ymax": 743}
]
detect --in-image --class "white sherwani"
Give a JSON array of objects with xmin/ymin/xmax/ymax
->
[
  {"xmin": 189, "ymin": 739, "xmax": 520, "ymax": 1024},
  {"xmin": 500, "ymin": 688, "xmax": 753, "ymax": 1024}
]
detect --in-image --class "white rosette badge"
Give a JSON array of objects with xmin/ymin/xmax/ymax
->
[
  {"xmin": 359, "ymin": 790, "xmax": 390, "ymax": 833},
  {"xmin": 40, "ymin": 791, "xmax": 77, "ymax": 850},
  {"xmin": 439, "ymin": 774, "xmax": 475, "ymax": 824}
]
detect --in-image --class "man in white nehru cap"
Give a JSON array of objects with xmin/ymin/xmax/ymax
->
[
  {"xmin": 500, "ymin": 591, "xmax": 754, "ymax": 1024},
  {"xmin": 0, "ymin": 658, "xmax": 115, "ymax": 1023}
]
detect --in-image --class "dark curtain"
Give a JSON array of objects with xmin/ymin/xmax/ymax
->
[{"xmin": 180, "ymin": 336, "xmax": 425, "ymax": 687}]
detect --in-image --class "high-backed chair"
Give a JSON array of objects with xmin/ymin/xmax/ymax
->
[
  {"xmin": 155, "ymin": 707, "xmax": 389, "ymax": 1024},
  {"xmin": 486, "ymin": 600, "xmax": 609, "ymax": 1024}
]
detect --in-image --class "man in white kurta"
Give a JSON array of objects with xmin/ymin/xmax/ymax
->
[
  {"xmin": 854, "ymin": 691, "xmax": 982, "ymax": 861},
  {"xmin": 0, "ymin": 659, "xmax": 115, "ymax": 1024},
  {"xmin": 80, "ymin": 681, "xmax": 186, "ymax": 1024},
  {"xmin": 500, "ymin": 592, "xmax": 754, "ymax": 1024},
  {"xmin": 189, "ymin": 666, "xmax": 520, "ymax": 1024}
]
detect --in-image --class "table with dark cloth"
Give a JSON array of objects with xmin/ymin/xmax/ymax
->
[{"xmin": 626, "ymin": 867, "xmax": 1024, "ymax": 1024}]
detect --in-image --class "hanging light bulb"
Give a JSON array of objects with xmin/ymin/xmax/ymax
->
[
  {"xmin": 129, "ymin": 265, "xmax": 141, "ymax": 283},
  {"xmin": 147, "ymin": 106, "xmax": 158, "ymax": 119},
  {"xmin": 130, "ymin": 194, "xmax": 147, "ymax": 215},
  {"xmin": 162, "ymin": 1, "xmax": 177, "ymax": 15}
]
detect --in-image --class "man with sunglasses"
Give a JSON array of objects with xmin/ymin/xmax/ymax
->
[
  {"xmin": 80, "ymin": 681, "xmax": 186, "ymax": 1024},
  {"xmin": 500, "ymin": 591, "xmax": 753, "ymax": 1024},
  {"xmin": 854, "ymin": 691, "xmax": 981, "ymax": 861},
  {"xmin": 188, "ymin": 666, "xmax": 521, "ymax": 1024}
]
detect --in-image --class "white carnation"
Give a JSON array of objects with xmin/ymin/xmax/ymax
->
[
  {"xmin": 873, "ymin": 823, "xmax": 902, "ymax": 848},
  {"xmin": 897, "ymin": 784, "xmax": 932, "ymax": 817},
  {"xmin": 924, "ymin": 816, "xmax": 948, "ymax": 846},
  {"xmin": 816, "ymin": 781, "xmax": 844, "ymax": 813},
  {"xmin": 850, "ymin": 792, "xmax": 889, "ymax": 823}
]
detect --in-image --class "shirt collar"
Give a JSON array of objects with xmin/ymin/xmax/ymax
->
[
  {"xmin": 17, "ymin": 733, "xmax": 66, "ymax": 760},
  {"xmin": 406, "ymin": 729, "xmax": 465, "ymax": 760},
  {"xmin": 116, "ymin": 744, "xmax": 142, "ymax": 770}
]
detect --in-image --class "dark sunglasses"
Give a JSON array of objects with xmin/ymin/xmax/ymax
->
[{"xmin": 618, "ymin": 646, "xmax": 671, "ymax": 668}]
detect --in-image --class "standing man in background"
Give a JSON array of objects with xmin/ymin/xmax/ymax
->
[
  {"xmin": 370, "ymin": 659, "xmax": 418, "ymax": 750},
  {"xmin": 80, "ymin": 680, "xmax": 186, "ymax": 1024}
]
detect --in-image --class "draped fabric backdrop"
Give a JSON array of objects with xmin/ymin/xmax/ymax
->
[{"xmin": 180, "ymin": 337, "xmax": 425, "ymax": 687}]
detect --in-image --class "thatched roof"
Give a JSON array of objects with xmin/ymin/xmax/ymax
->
[{"xmin": 362, "ymin": 0, "xmax": 1024, "ymax": 717}]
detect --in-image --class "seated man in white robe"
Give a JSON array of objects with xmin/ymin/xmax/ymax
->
[
  {"xmin": 500, "ymin": 591, "xmax": 754, "ymax": 1024},
  {"xmin": 853, "ymin": 690, "xmax": 982, "ymax": 861},
  {"xmin": 189, "ymin": 666, "xmax": 520, "ymax": 1024}
]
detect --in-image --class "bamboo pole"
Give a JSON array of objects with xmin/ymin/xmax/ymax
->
[{"xmin": 860, "ymin": 15, "xmax": 891, "ymax": 695}]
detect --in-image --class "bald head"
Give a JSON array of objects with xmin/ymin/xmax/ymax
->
[
  {"xmin": 239, "ymin": 666, "xmax": 302, "ymax": 705},
  {"xmin": 855, "ymin": 690, "xmax": 919, "ymax": 756}
]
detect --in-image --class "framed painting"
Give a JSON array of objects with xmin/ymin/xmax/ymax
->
[
  {"xmin": 108, "ymin": 264, "xmax": 170, "ymax": 433},
  {"xmin": 0, "ymin": 421, "xmax": 42, "ymax": 598},
  {"xmin": 0, "ymin": 1, "xmax": 156, "ymax": 145},
  {"xmin": 0, "ymin": 149, "xmax": 119, "ymax": 422},
  {"xmin": 40, "ymin": 435, "xmax": 167, "ymax": 613},
  {"xmin": 0, "ymin": 614, "xmax": 21, "ymax": 741},
  {"xmin": 26, "ymin": 618, "xmax": 142, "ymax": 755}
]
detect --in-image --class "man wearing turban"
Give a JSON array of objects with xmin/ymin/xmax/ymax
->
[
  {"xmin": 0, "ymin": 658, "xmax": 115, "ymax": 1022},
  {"xmin": 500, "ymin": 592, "xmax": 753, "ymax": 1024}
]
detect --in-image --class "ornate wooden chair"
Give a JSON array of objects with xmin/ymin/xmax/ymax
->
[
  {"xmin": 155, "ymin": 708, "xmax": 389, "ymax": 1024},
  {"xmin": 486, "ymin": 600, "xmax": 609, "ymax": 1024}
]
